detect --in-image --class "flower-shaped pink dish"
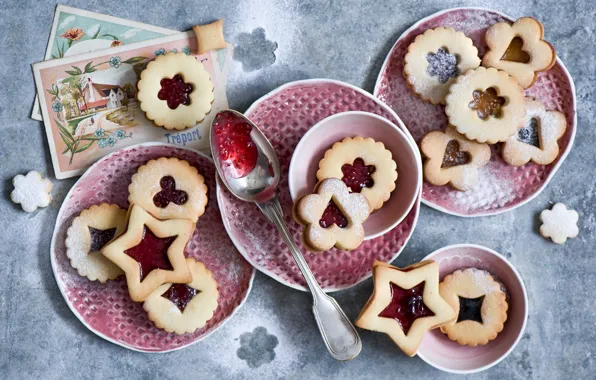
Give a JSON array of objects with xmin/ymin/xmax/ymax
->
[
  {"xmin": 216, "ymin": 79, "xmax": 421, "ymax": 292},
  {"xmin": 418, "ymin": 244, "xmax": 528, "ymax": 373},
  {"xmin": 50, "ymin": 143, "xmax": 255, "ymax": 352},
  {"xmin": 375, "ymin": 7, "xmax": 576, "ymax": 217}
]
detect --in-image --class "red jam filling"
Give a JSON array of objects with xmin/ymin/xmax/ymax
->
[
  {"xmin": 457, "ymin": 295, "xmax": 485, "ymax": 323},
  {"xmin": 88, "ymin": 226, "xmax": 117, "ymax": 252},
  {"xmin": 378, "ymin": 281, "xmax": 435, "ymax": 334},
  {"xmin": 341, "ymin": 158, "xmax": 375, "ymax": 193},
  {"xmin": 319, "ymin": 200, "xmax": 348, "ymax": 229},
  {"xmin": 153, "ymin": 176, "xmax": 188, "ymax": 208},
  {"xmin": 157, "ymin": 74, "xmax": 193, "ymax": 110},
  {"xmin": 124, "ymin": 226, "xmax": 176, "ymax": 281},
  {"xmin": 161, "ymin": 283, "xmax": 199, "ymax": 312},
  {"xmin": 213, "ymin": 111, "xmax": 258, "ymax": 178}
]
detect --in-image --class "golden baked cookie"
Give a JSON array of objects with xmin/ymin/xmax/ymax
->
[
  {"xmin": 355, "ymin": 261, "xmax": 456, "ymax": 357},
  {"xmin": 445, "ymin": 67, "xmax": 526, "ymax": 144},
  {"xmin": 317, "ymin": 136, "xmax": 397, "ymax": 211},
  {"xmin": 65, "ymin": 204, "xmax": 126, "ymax": 282},
  {"xmin": 294, "ymin": 178, "xmax": 371, "ymax": 251},
  {"xmin": 502, "ymin": 98, "xmax": 566, "ymax": 166},
  {"xmin": 439, "ymin": 268, "xmax": 508, "ymax": 346},
  {"xmin": 420, "ymin": 125, "xmax": 491, "ymax": 191},
  {"xmin": 144, "ymin": 258, "xmax": 219, "ymax": 334},
  {"xmin": 137, "ymin": 53, "xmax": 214, "ymax": 130},
  {"xmin": 128, "ymin": 157, "xmax": 208, "ymax": 223},
  {"xmin": 404, "ymin": 27, "xmax": 480, "ymax": 105},
  {"xmin": 482, "ymin": 17, "xmax": 556, "ymax": 89},
  {"xmin": 193, "ymin": 20, "xmax": 227, "ymax": 54}
]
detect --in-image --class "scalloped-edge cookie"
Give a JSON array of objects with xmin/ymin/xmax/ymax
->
[
  {"xmin": 317, "ymin": 136, "xmax": 397, "ymax": 211},
  {"xmin": 10, "ymin": 171, "xmax": 52, "ymax": 212},
  {"xmin": 137, "ymin": 53, "xmax": 214, "ymax": 130},
  {"xmin": 128, "ymin": 157, "xmax": 208, "ymax": 223},
  {"xmin": 540, "ymin": 203, "xmax": 579, "ymax": 244},
  {"xmin": 404, "ymin": 27, "xmax": 480, "ymax": 105},
  {"xmin": 144, "ymin": 258, "xmax": 219, "ymax": 334},
  {"xmin": 65, "ymin": 204, "xmax": 126, "ymax": 282}
]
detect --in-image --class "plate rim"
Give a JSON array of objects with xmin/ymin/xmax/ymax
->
[
  {"xmin": 373, "ymin": 6, "xmax": 578, "ymax": 218},
  {"xmin": 49, "ymin": 141, "xmax": 256, "ymax": 353},
  {"xmin": 216, "ymin": 78, "xmax": 422, "ymax": 293}
]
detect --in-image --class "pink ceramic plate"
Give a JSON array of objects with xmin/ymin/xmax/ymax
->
[
  {"xmin": 50, "ymin": 143, "xmax": 255, "ymax": 352},
  {"xmin": 216, "ymin": 79, "xmax": 421, "ymax": 292},
  {"xmin": 374, "ymin": 7, "xmax": 577, "ymax": 217},
  {"xmin": 418, "ymin": 244, "xmax": 528, "ymax": 373}
]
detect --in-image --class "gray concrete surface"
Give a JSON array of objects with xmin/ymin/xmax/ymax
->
[{"xmin": 1, "ymin": 0, "xmax": 594, "ymax": 379}]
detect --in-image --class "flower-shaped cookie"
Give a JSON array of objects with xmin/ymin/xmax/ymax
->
[
  {"xmin": 128, "ymin": 157, "xmax": 208, "ymax": 223},
  {"xmin": 445, "ymin": 67, "xmax": 526, "ymax": 144},
  {"xmin": 144, "ymin": 258, "xmax": 219, "ymax": 334},
  {"xmin": 294, "ymin": 178, "xmax": 371, "ymax": 251},
  {"xmin": 137, "ymin": 53, "xmax": 214, "ymax": 130},
  {"xmin": 404, "ymin": 27, "xmax": 480, "ymax": 104},
  {"xmin": 502, "ymin": 98, "xmax": 567, "ymax": 166},
  {"xmin": 482, "ymin": 17, "xmax": 556, "ymax": 89},
  {"xmin": 317, "ymin": 136, "xmax": 397, "ymax": 211},
  {"xmin": 193, "ymin": 20, "xmax": 227, "ymax": 54},
  {"xmin": 10, "ymin": 171, "xmax": 53, "ymax": 212},
  {"xmin": 101, "ymin": 204, "xmax": 194, "ymax": 302},
  {"xmin": 355, "ymin": 261, "xmax": 456, "ymax": 357},
  {"xmin": 540, "ymin": 203, "xmax": 579, "ymax": 244},
  {"xmin": 420, "ymin": 125, "xmax": 491, "ymax": 191}
]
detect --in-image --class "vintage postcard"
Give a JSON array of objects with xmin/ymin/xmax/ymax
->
[
  {"xmin": 32, "ymin": 5, "xmax": 232, "ymax": 120},
  {"xmin": 33, "ymin": 31, "xmax": 228, "ymax": 179}
]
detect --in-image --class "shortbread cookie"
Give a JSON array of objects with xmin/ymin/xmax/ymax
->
[
  {"xmin": 355, "ymin": 261, "xmax": 456, "ymax": 357},
  {"xmin": 65, "ymin": 204, "xmax": 126, "ymax": 282},
  {"xmin": 439, "ymin": 268, "xmax": 508, "ymax": 346},
  {"xmin": 193, "ymin": 20, "xmax": 227, "ymax": 54},
  {"xmin": 137, "ymin": 53, "xmax": 214, "ymax": 130},
  {"xmin": 128, "ymin": 157, "xmax": 208, "ymax": 223},
  {"xmin": 294, "ymin": 178, "xmax": 371, "ymax": 251},
  {"xmin": 502, "ymin": 98, "xmax": 567, "ymax": 166},
  {"xmin": 540, "ymin": 203, "xmax": 579, "ymax": 244},
  {"xmin": 101, "ymin": 204, "xmax": 194, "ymax": 302},
  {"xmin": 404, "ymin": 27, "xmax": 481, "ymax": 105},
  {"xmin": 144, "ymin": 258, "xmax": 219, "ymax": 334},
  {"xmin": 445, "ymin": 67, "xmax": 526, "ymax": 144},
  {"xmin": 10, "ymin": 171, "xmax": 52, "ymax": 212},
  {"xmin": 482, "ymin": 17, "xmax": 556, "ymax": 89},
  {"xmin": 420, "ymin": 125, "xmax": 491, "ymax": 191},
  {"xmin": 317, "ymin": 137, "xmax": 397, "ymax": 211}
]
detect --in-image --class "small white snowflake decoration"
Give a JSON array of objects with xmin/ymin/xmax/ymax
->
[
  {"xmin": 539, "ymin": 203, "xmax": 579, "ymax": 244},
  {"xmin": 10, "ymin": 171, "xmax": 53, "ymax": 212}
]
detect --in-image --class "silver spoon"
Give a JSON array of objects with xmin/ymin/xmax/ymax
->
[{"xmin": 210, "ymin": 109, "xmax": 362, "ymax": 361}]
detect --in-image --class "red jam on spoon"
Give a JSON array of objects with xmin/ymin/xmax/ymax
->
[
  {"xmin": 213, "ymin": 111, "xmax": 259, "ymax": 178},
  {"xmin": 341, "ymin": 158, "xmax": 375, "ymax": 193},
  {"xmin": 157, "ymin": 74, "xmax": 193, "ymax": 110},
  {"xmin": 378, "ymin": 281, "xmax": 435, "ymax": 334},
  {"xmin": 319, "ymin": 200, "xmax": 349, "ymax": 228},
  {"xmin": 88, "ymin": 227, "xmax": 117, "ymax": 253},
  {"xmin": 124, "ymin": 226, "xmax": 176, "ymax": 281},
  {"xmin": 161, "ymin": 283, "xmax": 199, "ymax": 312},
  {"xmin": 152, "ymin": 176, "xmax": 188, "ymax": 208}
]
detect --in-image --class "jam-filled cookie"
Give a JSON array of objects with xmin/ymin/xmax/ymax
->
[
  {"xmin": 101, "ymin": 204, "xmax": 194, "ymax": 302},
  {"xmin": 420, "ymin": 125, "xmax": 491, "ymax": 191},
  {"xmin": 137, "ymin": 52, "xmax": 214, "ymax": 130},
  {"xmin": 482, "ymin": 17, "xmax": 556, "ymax": 89},
  {"xmin": 144, "ymin": 258, "xmax": 219, "ymax": 334},
  {"xmin": 502, "ymin": 98, "xmax": 567, "ymax": 166},
  {"xmin": 439, "ymin": 268, "xmax": 508, "ymax": 346},
  {"xmin": 445, "ymin": 67, "xmax": 526, "ymax": 144},
  {"xmin": 294, "ymin": 178, "xmax": 371, "ymax": 251},
  {"xmin": 355, "ymin": 261, "xmax": 456, "ymax": 357},
  {"xmin": 65, "ymin": 204, "xmax": 126, "ymax": 282},
  {"xmin": 404, "ymin": 27, "xmax": 481, "ymax": 105},
  {"xmin": 317, "ymin": 137, "xmax": 397, "ymax": 211},
  {"xmin": 128, "ymin": 157, "xmax": 208, "ymax": 223}
]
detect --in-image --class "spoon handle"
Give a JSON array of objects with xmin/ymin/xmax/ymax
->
[{"xmin": 258, "ymin": 199, "xmax": 362, "ymax": 361}]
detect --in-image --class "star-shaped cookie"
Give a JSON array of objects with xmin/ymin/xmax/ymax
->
[
  {"xmin": 101, "ymin": 204, "xmax": 194, "ymax": 302},
  {"xmin": 355, "ymin": 260, "xmax": 456, "ymax": 356}
]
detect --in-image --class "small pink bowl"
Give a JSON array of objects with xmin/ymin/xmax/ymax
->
[
  {"xmin": 288, "ymin": 111, "xmax": 422, "ymax": 239},
  {"xmin": 418, "ymin": 244, "xmax": 528, "ymax": 374}
]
